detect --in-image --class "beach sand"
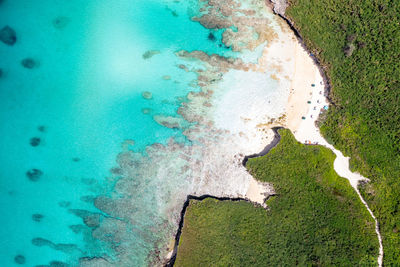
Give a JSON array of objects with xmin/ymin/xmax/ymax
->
[
  {"xmin": 285, "ymin": 43, "xmax": 318, "ymax": 132},
  {"xmin": 279, "ymin": 30, "xmax": 383, "ymax": 266},
  {"xmin": 245, "ymin": 178, "xmax": 274, "ymax": 207}
]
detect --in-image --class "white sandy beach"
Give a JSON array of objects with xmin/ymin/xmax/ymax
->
[
  {"xmin": 280, "ymin": 32, "xmax": 384, "ymax": 267},
  {"xmin": 163, "ymin": 1, "xmax": 382, "ymax": 264}
]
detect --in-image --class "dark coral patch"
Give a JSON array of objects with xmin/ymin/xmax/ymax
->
[
  {"xmin": 32, "ymin": 237, "xmax": 53, "ymax": 247},
  {"xmin": 32, "ymin": 213, "xmax": 44, "ymax": 222},
  {"xmin": 208, "ymin": 32, "xmax": 216, "ymax": 41},
  {"xmin": 52, "ymin": 16, "xmax": 70, "ymax": 29},
  {"xmin": 58, "ymin": 201, "xmax": 71, "ymax": 208},
  {"xmin": 21, "ymin": 58, "xmax": 38, "ymax": 69},
  {"xmin": 49, "ymin": 260, "xmax": 68, "ymax": 267},
  {"xmin": 26, "ymin": 169, "xmax": 43, "ymax": 182},
  {"xmin": 0, "ymin": 26, "xmax": 17, "ymax": 46},
  {"xmin": 37, "ymin": 125, "xmax": 46, "ymax": 132},
  {"xmin": 14, "ymin": 255, "xmax": 26, "ymax": 264},
  {"xmin": 69, "ymin": 209, "xmax": 102, "ymax": 228},
  {"xmin": 30, "ymin": 137, "xmax": 41, "ymax": 146}
]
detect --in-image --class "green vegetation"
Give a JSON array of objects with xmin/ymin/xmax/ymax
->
[
  {"xmin": 174, "ymin": 129, "xmax": 377, "ymax": 266},
  {"xmin": 286, "ymin": 0, "xmax": 400, "ymax": 263}
]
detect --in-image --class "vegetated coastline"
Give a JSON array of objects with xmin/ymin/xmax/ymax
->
[
  {"xmin": 283, "ymin": 3, "xmax": 400, "ymax": 263},
  {"xmin": 172, "ymin": 129, "xmax": 379, "ymax": 266},
  {"xmin": 167, "ymin": 1, "xmax": 384, "ymax": 265},
  {"xmin": 271, "ymin": 2, "xmax": 384, "ymax": 265},
  {"xmin": 165, "ymin": 128, "xmax": 283, "ymax": 267},
  {"xmin": 165, "ymin": 195, "xmax": 257, "ymax": 267},
  {"xmin": 270, "ymin": 0, "xmax": 399, "ymax": 266},
  {"xmin": 270, "ymin": 1, "xmax": 334, "ymax": 106}
]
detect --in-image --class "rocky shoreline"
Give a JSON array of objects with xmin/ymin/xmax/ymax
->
[
  {"xmin": 165, "ymin": 127, "xmax": 284, "ymax": 266},
  {"xmin": 164, "ymin": 194, "xmax": 252, "ymax": 267},
  {"xmin": 166, "ymin": 1, "xmax": 384, "ymax": 266},
  {"xmin": 242, "ymin": 126, "xmax": 282, "ymax": 166}
]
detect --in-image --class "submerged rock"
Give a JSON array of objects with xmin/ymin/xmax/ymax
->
[
  {"xmin": 14, "ymin": 255, "xmax": 26, "ymax": 264},
  {"xmin": 54, "ymin": 243, "xmax": 79, "ymax": 254},
  {"xmin": 21, "ymin": 58, "xmax": 38, "ymax": 69},
  {"xmin": 29, "ymin": 137, "xmax": 41, "ymax": 146},
  {"xmin": 153, "ymin": 115, "xmax": 186, "ymax": 129},
  {"xmin": 0, "ymin": 68, "xmax": 3, "ymax": 78},
  {"xmin": 69, "ymin": 209, "xmax": 102, "ymax": 228},
  {"xmin": 94, "ymin": 196, "xmax": 117, "ymax": 216},
  {"xmin": 110, "ymin": 167, "xmax": 123, "ymax": 175},
  {"xmin": 32, "ymin": 237, "xmax": 79, "ymax": 254},
  {"xmin": 121, "ymin": 139, "xmax": 135, "ymax": 152},
  {"xmin": 37, "ymin": 125, "xmax": 46, "ymax": 132},
  {"xmin": 52, "ymin": 16, "xmax": 70, "ymax": 29},
  {"xmin": 0, "ymin": 26, "xmax": 17, "ymax": 46},
  {"xmin": 141, "ymin": 108, "xmax": 152, "ymax": 114},
  {"xmin": 32, "ymin": 213, "xmax": 44, "ymax": 222},
  {"xmin": 49, "ymin": 260, "xmax": 68, "ymax": 267},
  {"xmin": 69, "ymin": 224, "xmax": 85, "ymax": 234},
  {"xmin": 26, "ymin": 169, "xmax": 43, "ymax": 182},
  {"xmin": 81, "ymin": 178, "xmax": 96, "ymax": 185},
  {"xmin": 83, "ymin": 214, "xmax": 101, "ymax": 228},
  {"xmin": 142, "ymin": 50, "xmax": 160, "ymax": 59},
  {"xmin": 91, "ymin": 217, "xmax": 128, "ymax": 245},
  {"xmin": 32, "ymin": 237, "xmax": 53, "ymax": 247},
  {"xmin": 142, "ymin": 91, "xmax": 153, "ymax": 100},
  {"xmin": 58, "ymin": 201, "xmax": 71, "ymax": 208},
  {"xmin": 208, "ymin": 32, "xmax": 216, "ymax": 41},
  {"xmin": 80, "ymin": 195, "xmax": 95, "ymax": 203},
  {"xmin": 79, "ymin": 257, "xmax": 112, "ymax": 267}
]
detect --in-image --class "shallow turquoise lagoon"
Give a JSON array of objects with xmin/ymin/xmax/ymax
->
[{"xmin": 0, "ymin": 0, "xmax": 240, "ymax": 266}]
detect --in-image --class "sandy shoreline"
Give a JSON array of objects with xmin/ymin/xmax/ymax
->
[
  {"xmin": 272, "ymin": 7, "xmax": 384, "ymax": 265},
  {"xmin": 165, "ymin": 1, "xmax": 383, "ymax": 265}
]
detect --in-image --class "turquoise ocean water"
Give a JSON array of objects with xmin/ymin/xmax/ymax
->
[
  {"xmin": 0, "ymin": 0, "xmax": 277, "ymax": 266},
  {"xmin": 0, "ymin": 0, "xmax": 234, "ymax": 265}
]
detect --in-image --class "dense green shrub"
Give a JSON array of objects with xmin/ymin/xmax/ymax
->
[
  {"xmin": 286, "ymin": 0, "xmax": 400, "ymax": 263},
  {"xmin": 175, "ymin": 129, "xmax": 377, "ymax": 266}
]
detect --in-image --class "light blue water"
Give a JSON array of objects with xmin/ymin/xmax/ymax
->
[{"xmin": 0, "ymin": 0, "xmax": 240, "ymax": 266}]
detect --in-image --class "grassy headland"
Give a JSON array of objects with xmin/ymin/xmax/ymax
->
[
  {"xmin": 285, "ymin": 1, "xmax": 400, "ymax": 263},
  {"xmin": 174, "ymin": 129, "xmax": 377, "ymax": 266}
]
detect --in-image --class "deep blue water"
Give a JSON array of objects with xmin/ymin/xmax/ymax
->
[{"xmin": 0, "ymin": 0, "xmax": 237, "ymax": 265}]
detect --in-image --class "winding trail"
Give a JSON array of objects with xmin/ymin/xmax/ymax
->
[
  {"xmin": 167, "ymin": 2, "xmax": 383, "ymax": 265},
  {"xmin": 290, "ymin": 70, "xmax": 384, "ymax": 266},
  {"xmin": 271, "ymin": 2, "xmax": 384, "ymax": 263}
]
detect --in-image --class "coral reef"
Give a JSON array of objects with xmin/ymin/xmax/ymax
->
[
  {"xmin": 52, "ymin": 16, "xmax": 70, "ymax": 29},
  {"xmin": 0, "ymin": 26, "xmax": 17, "ymax": 46},
  {"xmin": 32, "ymin": 214, "xmax": 44, "ymax": 222},
  {"xmin": 26, "ymin": 169, "xmax": 43, "ymax": 182},
  {"xmin": 21, "ymin": 58, "xmax": 38, "ymax": 69},
  {"xmin": 14, "ymin": 255, "xmax": 26, "ymax": 264},
  {"xmin": 29, "ymin": 137, "xmax": 41, "ymax": 146}
]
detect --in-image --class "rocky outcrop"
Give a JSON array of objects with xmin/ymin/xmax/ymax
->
[{"xmin": 270, "ymin": 0, "xmax": 288, "ymax": 16}]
